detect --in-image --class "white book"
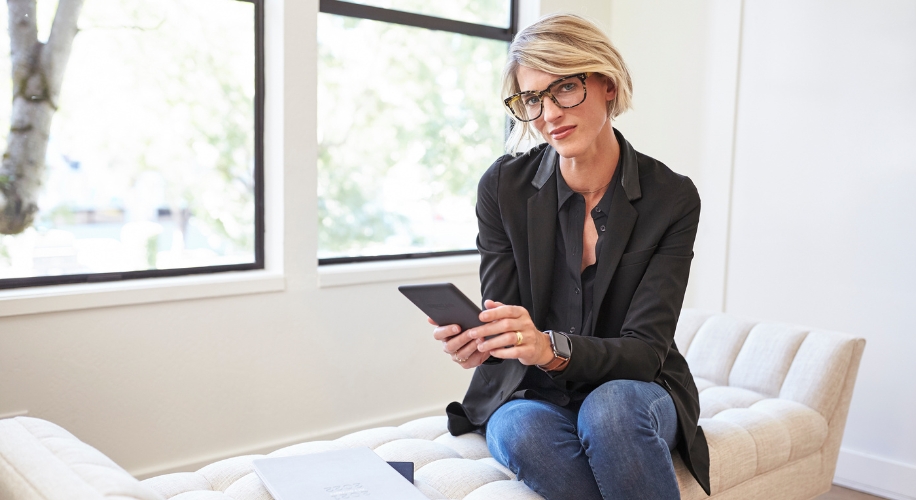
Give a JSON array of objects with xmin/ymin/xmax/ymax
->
[{"xmin": 252, "ymin": 447, "xmax": 428, "ymax": 500}]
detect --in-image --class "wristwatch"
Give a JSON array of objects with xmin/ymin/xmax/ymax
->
[{"xmin": 538, "ymin": 330, "xmax": 572, "ymax": 372}]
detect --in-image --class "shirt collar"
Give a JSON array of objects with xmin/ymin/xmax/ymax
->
[{"xmin": 531, "ymin": 128, "xmax": 642, "ymax": 203}]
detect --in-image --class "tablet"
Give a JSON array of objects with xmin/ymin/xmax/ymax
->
[{"xmin": 398, "ymin": 282, "xmax": 484, "ymax": 331}]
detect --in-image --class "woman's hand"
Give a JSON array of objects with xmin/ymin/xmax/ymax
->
[
  {"xmin": 467, "ymin": 300, "xmax": 555, "ymax": 366},
  {"xmin": 430, "ymin": 317, "xmax": 491, "ymax": 369}
]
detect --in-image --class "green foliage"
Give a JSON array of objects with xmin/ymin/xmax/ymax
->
[
  {"xmin": 49, "ymin": 0, "xmax": 256, "ymax": 254},
  {"xmin": 317, "ymin": 3, "xmax": 509, "ymax": 257}
]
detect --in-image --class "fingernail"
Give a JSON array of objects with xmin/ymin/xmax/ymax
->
[
  {"xmin": 452, "ymin": 326, "xmax": 460, "ymax": 334},
  {"xmin": 468, "ymin": 330, "xmax": 477, "ymax": 338}
]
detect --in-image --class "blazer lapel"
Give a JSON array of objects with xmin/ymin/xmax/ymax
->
[{"xmin": 527, "ymin": 149, "xmax": 558, "ymax": 327}]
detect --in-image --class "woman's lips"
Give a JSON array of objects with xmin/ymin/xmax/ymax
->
[{"xmin": 550, "ymin": 125, "xmax": 575, "ymax": 140}]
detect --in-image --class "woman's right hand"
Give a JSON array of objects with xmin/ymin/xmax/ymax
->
[{"xmin": 429, "ymin": 317, "xmax": 491, "ymax": 369}]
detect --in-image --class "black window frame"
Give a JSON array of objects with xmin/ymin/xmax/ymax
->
[
  {"xmin": 0, "ymin": 0, "xmax": 266, "ymax": 290},
  {"xmin": 317, "ymin": 0, "xmax": 519, "ymax": 266}
]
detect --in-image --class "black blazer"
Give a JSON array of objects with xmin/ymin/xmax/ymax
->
[{"xmin": 446, "ymin": 129, "xmax": 711, "ymax": 494}]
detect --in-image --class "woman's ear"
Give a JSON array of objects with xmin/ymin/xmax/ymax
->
[{"xmin": 603, "ymin": 75, "xmax": 618, "ymax": 102}]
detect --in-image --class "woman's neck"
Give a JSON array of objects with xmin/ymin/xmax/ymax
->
[{"xmin": 559, "ymin": 124, "xmax": 620, "ymax": 200}]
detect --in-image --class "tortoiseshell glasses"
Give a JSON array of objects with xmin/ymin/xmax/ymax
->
[{"xmin": 503, "ymin": 73, "xmax": 591, "ymax": 122}]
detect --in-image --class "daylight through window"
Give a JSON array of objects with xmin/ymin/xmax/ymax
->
[
  {"xmin": 0, "ymin": 0, "xmax": 262, "ymax": 289},
  {"xmin": 318, "ymin": 0, "xmax": 515, "ymax": 263}
]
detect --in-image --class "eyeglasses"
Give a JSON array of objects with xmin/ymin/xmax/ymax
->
[{"xmin": 503, "ymin": 73, "xmax": 591, "ymax": 122}]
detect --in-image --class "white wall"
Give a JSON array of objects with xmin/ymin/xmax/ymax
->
[{"xmin": 608, "ymin": 1, "xmax": 916, "ymax": 498}]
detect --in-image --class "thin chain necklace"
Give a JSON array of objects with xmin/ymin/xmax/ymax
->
[{"xmin": 573, "ymin": 176, "xmax": 613, "ymax": 195}]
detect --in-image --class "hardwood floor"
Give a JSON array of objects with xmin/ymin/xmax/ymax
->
[{"xmin": 816, "ymin": 485, "xmax": 887, "ymax": 499}]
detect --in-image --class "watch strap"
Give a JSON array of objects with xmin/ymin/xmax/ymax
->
[{"xmin": 538, "ymin": 330, "xmax": 571, "ymax": 372}]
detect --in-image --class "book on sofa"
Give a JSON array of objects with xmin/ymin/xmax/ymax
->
[{"xmin": 252, "ymin": 447, "xmax": 427, "ymax": 500}]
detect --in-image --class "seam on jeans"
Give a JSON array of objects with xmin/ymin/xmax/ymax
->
[{"xmin": 646, "ymin": 388, "xmax": 676, "ymax": 447}]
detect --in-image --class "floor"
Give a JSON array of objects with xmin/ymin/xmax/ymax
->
[{"xmin": 817, "ymin": 485, "xmax": 887, "ymax": 499}]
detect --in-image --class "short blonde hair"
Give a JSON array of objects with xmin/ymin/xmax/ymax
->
[{"xmin": 502, "ymin": 13, "xmax": 633, "ymax": 153}]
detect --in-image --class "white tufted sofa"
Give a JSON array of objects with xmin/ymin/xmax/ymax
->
[{"xmin": 0, "ymin": 309, "xmax": 865, "ymax": 499}]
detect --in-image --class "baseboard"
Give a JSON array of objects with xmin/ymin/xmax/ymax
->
[
  {"xmin": 834, "ymin": 448, "xmax": 916, "ymax": 500},
  {"xmin": 130, "ymin": 403, "xmax": 449, "ymax": 480}
]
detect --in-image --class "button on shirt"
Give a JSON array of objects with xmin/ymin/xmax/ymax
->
[{"xmin": 511, "ymin": 164, "xmax": 621, "ymax": 407}]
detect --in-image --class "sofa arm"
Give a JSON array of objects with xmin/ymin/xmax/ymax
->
[{"xmin": 0, "ymin": 417, "xmax": 162, "ymax": 500}]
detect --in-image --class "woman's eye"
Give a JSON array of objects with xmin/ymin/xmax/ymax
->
[
  {"xmin": 523, "ymin": 95, "xmax": 541, "ymax": 106},
  {"xmin": 558, "ymin": 83, "xmax": 577, "ymax": 93}
]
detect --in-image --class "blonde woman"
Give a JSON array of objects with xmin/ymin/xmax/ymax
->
[{"xmin": 432, "ymin": 13, "xmax": 710, "ymax": 499}]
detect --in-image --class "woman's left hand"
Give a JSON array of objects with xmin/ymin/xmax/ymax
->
[{"xmin": 468, "ymin": 300, "xmax": 555, "ymax": 366}]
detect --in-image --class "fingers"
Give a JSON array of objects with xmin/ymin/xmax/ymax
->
[
  {"xmin": 483, "ymin": 299, "xmax": 504, "ymax": 310},
  {"xmin": 452, "ymin": 338, "xmax": 479, "ymax": 363},
  {"xmin": 477, "ymin": 328, "xmax": 553, "ymax": 367},
  {"xmin": 467, "ymin": 314, "xmax": 531, "ymax": 341},
  {"xmin": 452, "ymin": 349, "xmax": 490, "ymax": 369},
  {"xmin": 432, "ymin": 324, "xmax": 461, "ymax": 341},
  {"xmin": 479, "ymin": 302, "xmax": 525, "ymax": 323},
  {"xmin": 475, "ymin": 329, "xmax": 522, "ymax": 351},
  {"xmin": 441, "ymin": 330, "xmax": 476, "ymax": 358}
]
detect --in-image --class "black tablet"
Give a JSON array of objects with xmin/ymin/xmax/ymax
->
[{"xmin": 398, "ymin": 282, "xmax": 484, "ymax": 331}]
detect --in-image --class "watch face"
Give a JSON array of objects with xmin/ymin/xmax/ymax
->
[{"xmin": 551, "ymin": 331, "xmax": 572, "ymax": 358}]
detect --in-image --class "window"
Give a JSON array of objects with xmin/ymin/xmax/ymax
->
[
  {"xmin": 318, "ymin": 0, "xmax": 516, "ymax": 264},
  {"xmin": 0, "ymin": 0, "xmax": 263, "ymax": 289}
]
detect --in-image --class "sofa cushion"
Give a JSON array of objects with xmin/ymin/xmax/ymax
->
[
  {"xmin": 779, "ymin": 330, "xmax": 858, "ymax": 417},
  {"xmin": 415, "ymin": 458, "xmax": 509, "ymax": 499},
  {"xmin": 728, "ymin": 323, "xmax": 808, "ymax": 397},
  {"xmin": 699, "ymin": 397, "xmax": 828, "ymax": 494},
  {"xmin": 0, "ymin": 417, "xmax": 162, "ymax": 500},
  {"xmin": 673, "ymin": 309, "xmax": 716, "ymax": 353},
  {"xmin": 684, "ymin": 315, "xmax": 756, "ymax": 385},
  {"xmin": 699, "ymin": 386, "xmax": 768, "ymax": 418}
]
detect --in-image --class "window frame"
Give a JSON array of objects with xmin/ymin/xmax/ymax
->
[
  {"xmin": 0, "ymin": 0, "xmax": 266, "ymax": 290},
  {"xmin": 316, "ymin": 0, "xmax": 518, "ymax": 266}
]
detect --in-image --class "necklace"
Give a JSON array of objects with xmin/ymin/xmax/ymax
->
[{"xmin": 573, "ymin": 177, "xmax": 613, "ymax": 195}]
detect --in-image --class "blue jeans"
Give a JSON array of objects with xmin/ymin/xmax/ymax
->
[{"xmin": 486, "ymin": 379, "xmax": 680, "ymax": 500}]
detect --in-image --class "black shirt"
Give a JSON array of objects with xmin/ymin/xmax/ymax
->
[{"xmin": 511, "ymin": 160, "xmax": 621, "ymax": 406}]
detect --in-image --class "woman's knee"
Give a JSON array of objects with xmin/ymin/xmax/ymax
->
[{"xmin": 578, "ymin": 380, "xmax": 668, "ymax": 441}]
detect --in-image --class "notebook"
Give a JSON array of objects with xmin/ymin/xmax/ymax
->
[{"xmin": 252, "ymin": 447, "xmax": 427, "ymax": 500}]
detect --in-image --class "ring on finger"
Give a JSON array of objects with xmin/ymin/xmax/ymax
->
[
  {"xmin": 453, "ymin": 353, "xmax": 468, "ymax": 363},
  {"xmin": 515, "ymin": 331, "xmax": 523, "ymax": 346}
]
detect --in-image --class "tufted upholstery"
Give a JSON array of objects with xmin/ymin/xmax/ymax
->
[
  {"xmin": 0, "ymin": 309, "xmax": 865, "ymax": 500},
  {"xmin": 0, "ymin": 417, "xmax": 160, "ymax": 500}
]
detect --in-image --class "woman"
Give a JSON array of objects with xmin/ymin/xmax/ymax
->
[{"xmin": 431, "ymin": 13, "xmax": 710, "ymax": 500}]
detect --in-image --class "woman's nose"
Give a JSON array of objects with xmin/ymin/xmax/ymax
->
[{"xmin": 541, "ymin": 97, "xmax": 563, "ymax": 122}]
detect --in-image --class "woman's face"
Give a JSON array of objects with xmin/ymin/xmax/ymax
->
[{"xmin": 515, "ymin": 66, "xmax": 617, "ymax": 160}]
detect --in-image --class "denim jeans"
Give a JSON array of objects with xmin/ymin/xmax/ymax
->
[{"xmin": 485, "ymin": 379, "xmax": 680, "ymax": 500}]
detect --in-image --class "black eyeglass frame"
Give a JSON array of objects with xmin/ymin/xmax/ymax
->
[{"xmin": 503, "ymin": 72, "xmax": 592, "ymax": 122}]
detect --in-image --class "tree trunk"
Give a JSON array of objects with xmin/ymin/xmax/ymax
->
[{"xmin": 0, "ymin": 0, "xmax": 84, "ymax": 234}]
